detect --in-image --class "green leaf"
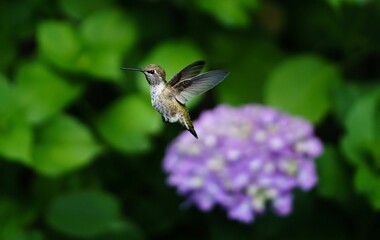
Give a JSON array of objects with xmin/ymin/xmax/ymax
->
[
  {"xmin": 47, "ymin": 191, "xmax": 121, "ymax": 237},
  {"xmin": 326, "ymin": 0, "xmax": 372, "ymax": 8},
  {"xmin": 96, "ymin": 94, "xmax": 162, "ymax": 154},
  {"xmin": 33, "ymin": 114, "xmax": 102, "ymax": 176},
  {"xmin": 0, "ymin": 199, "xmax": 40, "ymax": 240},
  {"xmin": 59, "ymin": 0, "xmax": 115, "ymax": 19},
  {"xmin": 0, "ymin": 229, "xmax": 44, "ymax": 240},
  {"xmin": 332, "ymin": 83, "xmax": 368, "ymax": 124},
  {"xmin": 265, "ymin": 55, "xmax": 342, "ymax": 123},
  {"xmin": 0, "ymin": 74, "xmax": 14, "ymax": 127},
  {"xmin": 341, "ymin": 88, "xmax": 380, "ymax": 166},
  {"xmin": 216, "ymin": 40, "xmax": 284, "ymax": 104},
  {"xmin": 0, "ymin": 75, "xmax": 32, "ymax": 163},
  {"xmin": 371, "ymin": 140, "xmax": 380, "ymax": 167},
  {"xmin": 344, "ymin": 88, "xmax": 379, "ymax": 145},
  {"xmin": 37, "ymin": 21, "xmax": 81, "ymax": 71},
  {"xmin": 77, "ymin": 50, "xmax": 123, "ymax": 81},
  {"xmin": 354, "ymin": 166, "xmax": 380, "ymax": 210},
  {"xmin": 0, "ymin": 115, "xmax": 33, "ymax": 164},
  {"xmin": 316, "ymin": 146, "xmax": 350, "ymax": 203},
  {"xmin": 340, "ymin": 136, "xmax": 364, "ymax": 166},
  {"xmin": 80, "ymin": 9, "xmax": 136, "ymax": 52},
  {"xmin": 194, "ymin": 0, "xmax": 259, "ymax": 27},
  {"xmin": 135, "ymin": 40, "xmax": 204, "ymax": 108},
  {"xmin": 15, "ymin": 62, "xmax": 83, "ymax": 124},
  {"xmin": 326, "ymin": 0, "xmax": 345, "ymax": 8},
  {"xmin": 92, "ymin": 220, "xmax": 144, "ymax": 240},
  {"xmin": 77, "ymin": 9, "xmax": 136, "ymax": 80},
  {"xmin": 341, "ymin": 88, "xmax": 380, "ymax": 210},
  {"xmin": 0, "ymin": 36, "xmax": 16, "ymax": 72}
]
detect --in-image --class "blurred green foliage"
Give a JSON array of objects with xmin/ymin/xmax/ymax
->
[
  {"xmin": 0, "ymin": 0, "xmax": 380, "ymax": 239},
  {"xmin": 265, "ymin": 55, "xmax": 342, "ymax": 123},
  {"xmin": 46, "ymin": 191, "xmax": 122, "ymax": 237}
]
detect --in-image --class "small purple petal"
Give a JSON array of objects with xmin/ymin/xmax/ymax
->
[
  {"xmin": 297, "ymin": 160, "xmax": 318, "ymax": 190},
  {"xmin": 274, "ymin": 175, "xmax": 297, "ymax": 191},
  {"xmin": 306, "ymin": 138, "xmax": 324, "ymax": 157},
  {"xmin": 192, "ymin": 191, "xmax": 215, "ymax": 211},
  {"xmin": 273, "ymin": 194, "xmax": 293, "ymax": 216},
  {"xmin": 268, "ymin": 136, "xmax": 285, "ymax": 152},
  {"xmin": 227, "ymin": 198, "xmax": 254, "ymax": 223}
]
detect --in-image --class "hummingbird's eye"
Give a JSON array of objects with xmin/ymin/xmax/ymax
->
[{"xmin": 147, "ymin": 70, "xmax": 155, "ymax": 74}]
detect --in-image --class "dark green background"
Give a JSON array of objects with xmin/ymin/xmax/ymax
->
[{"xmin": 0, "ymin": 0, "xmax": 380, "ymax": 239}]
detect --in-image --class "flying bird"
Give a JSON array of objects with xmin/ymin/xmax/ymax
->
[{"xmin": 121, "ymin": 60, "xmax": 229, "ymax": 138}]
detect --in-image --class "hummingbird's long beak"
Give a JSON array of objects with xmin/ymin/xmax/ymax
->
[{"xmin": 120, "ymin": 67, "xmax": 142, "ymax": 71}]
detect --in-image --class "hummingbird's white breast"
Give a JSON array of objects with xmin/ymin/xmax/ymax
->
[
  {"xmin": 149, "ymin": 83, "xmax": 181, "ymax": 123},
  {"xmin": 150, "ymin": 83, "xmax": 165, "ymax": 109}
]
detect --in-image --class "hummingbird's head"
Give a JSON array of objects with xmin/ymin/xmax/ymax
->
[
  {"xmin": 121, "ymin": 64, "xmax": 166, "ymax": 86},
  {"xmin": 141, "ymin": 64, "xmax": 166, "ymax": 85}
]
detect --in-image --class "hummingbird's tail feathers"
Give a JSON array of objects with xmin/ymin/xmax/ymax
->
[
  {"xmin": 179, "ymin": 112, "xmax": 198, "ymax": 139},
  {"xmin": 188, "ymin": 126, "xmax": 198, "ymax": 139},
  {"xmin": 181, "ymin": 120, "xmax": 198, "ymax": 139}
]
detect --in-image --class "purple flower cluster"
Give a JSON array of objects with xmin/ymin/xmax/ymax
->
[{"xmin": 163, "ymin": 105, "xmax": 323, "ymax": 223}]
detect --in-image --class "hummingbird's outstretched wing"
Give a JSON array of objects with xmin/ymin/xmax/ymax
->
[
  {"xmin": 167, "ymin": 61, "xmax": 206, "ymax": 86},
  {"xmin": 172, "ymin": 70, "xmax": 229, "ymax": 104}
]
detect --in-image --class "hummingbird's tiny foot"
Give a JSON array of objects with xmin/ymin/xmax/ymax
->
[{"xmin": 161, "ymin": 116, "xmax": 169, "ymax": 124}]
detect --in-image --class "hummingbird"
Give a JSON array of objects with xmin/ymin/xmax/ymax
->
[{"xmin": 121, "ymin": 60, "xmax": 229, "ymax": 139}]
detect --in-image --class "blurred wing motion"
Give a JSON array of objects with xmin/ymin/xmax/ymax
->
[
  {"xmin": 167, "ymin": 60, "xmax": 206, "ymax": 86},
  {"xmin": 172, "ymin": 70, "xmax": 229, "ymax": 104}
]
